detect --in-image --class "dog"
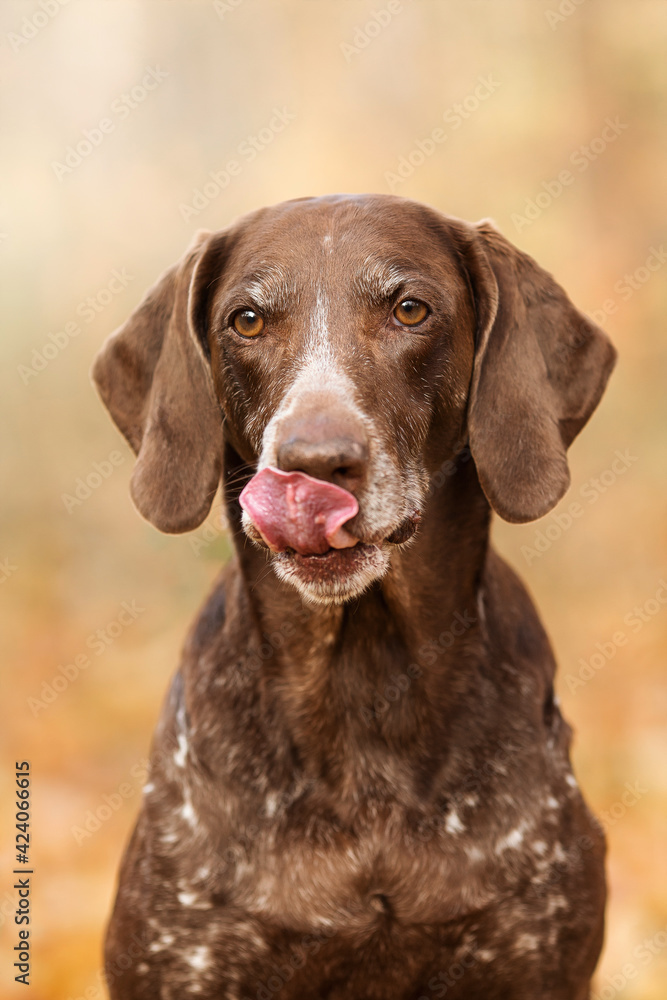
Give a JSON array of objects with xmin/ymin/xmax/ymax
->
[{"xmin": 92, "ymin": 194, "xmax": 616, "ymax": 999}]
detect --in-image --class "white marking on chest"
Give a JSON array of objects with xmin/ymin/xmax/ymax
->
[
  {"xmin": 495, "ymin": 820, "xmax": 529, "ymax": 853},
  {"xmin": 445, "ymin": 810, "xmax": 465, "ymax": 834},
  {"xmin": 148, "ymin": 931, "xmax": 175, "ymax": 953},
  {"xmin": 186, "ymin": 945, "xmax": 211, "ymax": 971},
  {"xmin": 552, "ymin": 842, "xmax": 566, "ymax": 863},
  {"xmin": 265, "ymin": 792, "xmax": 279, "ymax": 818},
  {"xmin": 178, "ymin": 889, "xmax": 213, "ymax": 911},
  {"xmin": 179, "ymin": 784, "xmax": 198, "ymax": 827},
  {"xmin": 181, "ymin": 799, "xmax": 196, "ymax": 825},
  {"xmin": 174, "ymin": 732, "xmax": 188, "ymax": 768},
  {"xmin": 515, "ymin": 932, "xmax": 539, "ymax": 952}
]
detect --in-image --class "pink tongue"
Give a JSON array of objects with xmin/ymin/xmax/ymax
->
[{"xmin": 239, "ymin": 467, "xmax": 359, "ymax": 556}]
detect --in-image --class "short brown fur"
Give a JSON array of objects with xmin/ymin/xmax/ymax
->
[{"xmin": 92, "ymin": 195, "xmax": 615, "ymax": 999}]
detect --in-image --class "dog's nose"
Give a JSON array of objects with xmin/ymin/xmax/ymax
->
[{"xmin": 276, "ymin": 419, "xmax": 369, "ymax": 493}]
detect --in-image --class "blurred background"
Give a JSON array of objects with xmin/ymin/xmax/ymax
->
[{"xmin": 1, "ymin": 0, "xmax": 665, "ymax": 997}]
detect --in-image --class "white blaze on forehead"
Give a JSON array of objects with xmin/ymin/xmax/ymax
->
[{"xmin": 257, "ymin": 289, "xmax": 365, "ymax": 470}]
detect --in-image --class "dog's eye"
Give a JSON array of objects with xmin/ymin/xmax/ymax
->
[
  {"xmin": 232, "ymin": 309, "xmax": 265, "ymax": 338},
  {"xmin": 393, "ymin": 300, "xmax": 428, "ymax": 327}
]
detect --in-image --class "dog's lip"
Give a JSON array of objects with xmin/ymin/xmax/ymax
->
[
  {"xmin": 282, "ymin": 541, "xmax": 376, "ymax": 561},
  {"xmin": 275, "ymin": 542, "xmax": 380, "ymax": 581}
]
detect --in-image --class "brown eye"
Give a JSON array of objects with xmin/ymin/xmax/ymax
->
[
  {"xmin": 393, "ymin": 299, "xmax": 428, "ymax": 327},
  {"xmin": 232, "ymin": 309, "xmax": 264, "ymax": 338}
]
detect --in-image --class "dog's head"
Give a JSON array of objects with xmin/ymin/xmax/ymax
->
[{"xmin": 92, "ymin": 195, "xmax": 615, "ymax": 604}]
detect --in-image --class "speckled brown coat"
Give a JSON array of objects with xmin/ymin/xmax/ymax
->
[{"xmin": 92, "ymin": 195, "xmax": 615, "ymax": 999}]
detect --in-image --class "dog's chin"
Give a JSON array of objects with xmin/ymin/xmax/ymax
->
[{"xmin": 271, "ymin": 543, "xmax": 391, "ymax": 605}]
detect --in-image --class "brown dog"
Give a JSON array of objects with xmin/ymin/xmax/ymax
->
[{"xmin": 92, "ymin": 195, "xmax": 615, "ymax": 999}]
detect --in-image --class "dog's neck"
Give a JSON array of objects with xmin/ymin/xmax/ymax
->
[{"xmin": 223, "ymin": 447, "xmax": 492, "ymax": 793}]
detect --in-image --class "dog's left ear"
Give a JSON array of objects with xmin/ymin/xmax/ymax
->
[
  {"xmin": 462, "ymin": 220, "xmax": 617, "ymax": 523},
  {"xmin": 91, "ymin": 230, "xmax": 225, "ymax": 533}
]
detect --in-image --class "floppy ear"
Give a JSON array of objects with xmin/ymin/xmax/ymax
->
[
  {"xmin": 91, "ymin": 231, "xmax": 224, "ymax": 533},
  {"xmin": 463, "ymin": 220, "xmax": 617, "ymax": 524}
]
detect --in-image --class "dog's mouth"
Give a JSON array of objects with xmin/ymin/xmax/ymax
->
[{"xmin": 239, "ymin": 467, "xmax": 420, "ymax": 593}]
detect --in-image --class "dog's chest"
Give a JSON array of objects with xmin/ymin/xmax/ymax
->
[
  {"xmin": 137, "ymin": 781, "xmax": 583, "ymax": 999},
  {"xmin": 237, "ymin": 815, "xmax": 467, "ymax": 926},
  {"xmin": 173, "ymin": 784, "xmax": 541, "ymax": 933}
]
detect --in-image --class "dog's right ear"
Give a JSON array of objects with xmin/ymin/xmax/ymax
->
[{"xmin": 91, "ymin": 231, "xmax": 224, "ymax": 534}]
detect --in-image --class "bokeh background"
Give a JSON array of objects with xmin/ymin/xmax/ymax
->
[{"xmin": 1, "ymin": 1, "xmax": 666, "ymax": 997}]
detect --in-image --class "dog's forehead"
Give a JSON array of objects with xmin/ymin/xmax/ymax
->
[{"xmin": 221, "ymin": 196, "xmax": 464, "ymax": 290}]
